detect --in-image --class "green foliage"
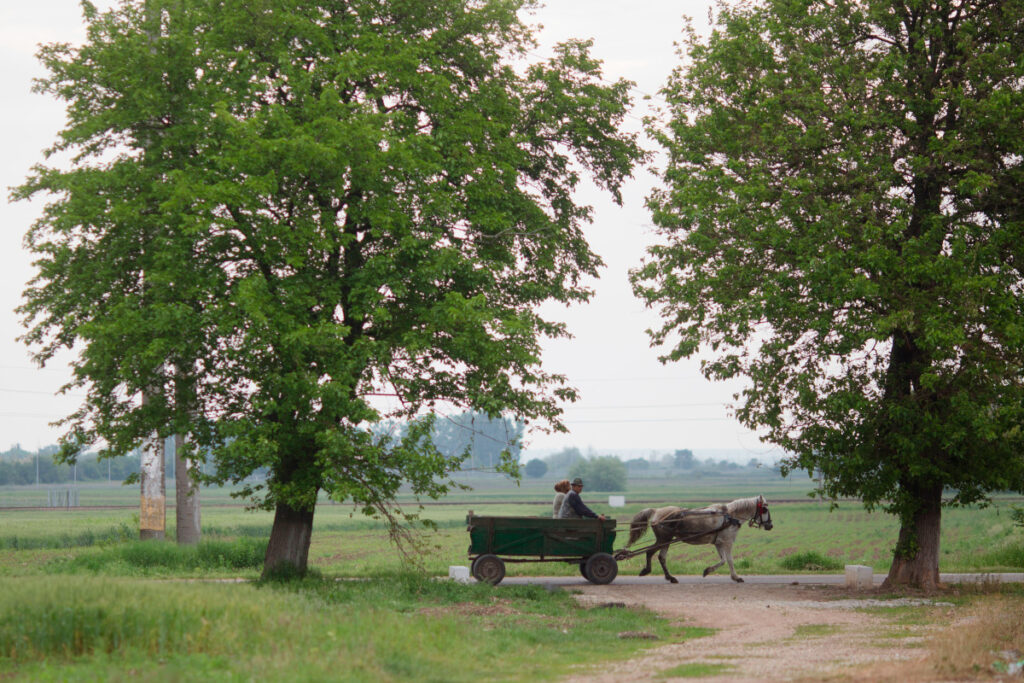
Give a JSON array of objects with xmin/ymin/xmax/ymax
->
[
  {"xmin": 431, "ymin": 411, "xmax": 524, "ymax": 472},
  {"xmin": 16, "ymin": 0, "xmax": 642, "ymax": 570},
  {"xmin": 0, "ymin": 449, "xmax": 140, "ymax": 485},
  {"xmin": 523, "ymin": 458, "xmax": 548, "ymax": 478},
  {"xmin": 544, "ymin": 446, "xmax": 584, "ymax": 473},
  {"xmin": 633, "ymin": 0, "xmax": 1024, "ymax": 579},
  {"xmin": 978, "ymin": 543, "xmax": 1024, "ymax": 569},
  {"xmin": 778, "ymin": 551, "xmax": 843, "ymax": 572},
  {"xmin": 671, "ymin": 449, "xmax": 695, "ymax": 469},
  {"xmin": 45, "ymin": 538, "xmax": 266, "ymax": 576},
  {"xmin": 1011, "ymin": 506, "xmax": 1024, "ymax": 529},
  {"xmin": 0, "ymin": 575, "xmax": 679, "ymax": 680},
  {"xmin": 0, "ymin": 523, "xmax": 135, "ymax": 551},
  {"xmin": 569, "ymin": 456, "xmax": 627, "ymax": 491}
]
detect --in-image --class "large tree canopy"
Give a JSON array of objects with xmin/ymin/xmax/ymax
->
[
  {"xmin": 633, "ymin": 0, "xmax": 1024, "ymax": 589},
  {"xmin": 17, "ymin": 0, "xmax": 642, "ymax": 575}
]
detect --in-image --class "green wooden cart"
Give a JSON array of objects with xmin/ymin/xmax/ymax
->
[{"xmin": 466, "ymin": 512, "xmax": 618, "ymax": 585}]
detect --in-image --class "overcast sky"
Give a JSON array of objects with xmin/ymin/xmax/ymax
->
[{"xmin": 0, "ymin": 1, "xmax": 783, "ymax": 462}]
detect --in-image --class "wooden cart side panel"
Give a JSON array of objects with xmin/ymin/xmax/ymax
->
[{"xmin": 467, "ymin": 516, "xmax": 616, "ymax": 557}]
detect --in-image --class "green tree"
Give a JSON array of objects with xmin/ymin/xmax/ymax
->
[
  {"xmin": 633, "ymin": 0, "xmax": 1024, "ymax": 590},
  {"xmin": 523, "ymin": 458, "xmax": 548, "ymax": 479},
  {"xmin": 671, "ymin": 448, "xmax": 694, "ymax": 469},
  {"xmin": 431, "ymin": 411, "xmax": 524, "ymax": 471},
  {"xmin": 543, "ymin": 446, "xmax": 584, "ymax": 474},
  {"xmin": 17, "ymin": 0, "xmax": 641, "ymax": 576},
  {"xmin": 569, "ymin": 455, "xmax": 626, "ymax": 492}
]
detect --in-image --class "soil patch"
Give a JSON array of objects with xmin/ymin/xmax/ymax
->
[{"xmin": 566, "ymin": 582, "xmax": 945, "ymax": 682}]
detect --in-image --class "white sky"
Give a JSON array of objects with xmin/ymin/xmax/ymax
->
[{"xmin": 0, "ymin": 1, "xmax": 781, "ymax": 461}]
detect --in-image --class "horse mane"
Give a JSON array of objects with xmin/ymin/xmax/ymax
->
[{"xmin": 725, "ymin": 495, "xmax": 762, "ymax": 520}]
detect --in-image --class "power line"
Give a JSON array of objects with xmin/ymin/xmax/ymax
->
[
  {"xmin": 563, "ymin": 417, "xmax": 734, "ymax": 424},
  {"xmin": 562, "ymin": 401, "xmax": 728, "ymax": 410}
]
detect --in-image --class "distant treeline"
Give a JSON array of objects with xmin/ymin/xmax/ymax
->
[
  {"xmin": 517, "ymin": 447, "xmax": 783, "ymax": 491},
  {"xmin": 0, "ymin": 447, "xmax": 140, "ymax": 486}
]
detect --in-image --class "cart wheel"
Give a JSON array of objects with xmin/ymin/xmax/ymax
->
[
  {"xmin": 584, "ymin": 553, "xmax": 618, "ymax": 585},
  {"xmin": 579, "ymin": 561, "xmax": 588, "ymax": 579},
  {"xmin": 473, "ymin": 554, "xmax": 505, "ymax": 585},
  {"xmin": 470, "ymin": 555, "xmax": 481, "ymax": 578}
]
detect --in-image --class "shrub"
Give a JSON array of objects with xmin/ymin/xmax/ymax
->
[
  {"xmin": 778, "ymin": 551, "xmax": 843, "ymax": 571},
  {"xmin": 524, "ymin": 458, "xmax": 548, "ymax": 478}
]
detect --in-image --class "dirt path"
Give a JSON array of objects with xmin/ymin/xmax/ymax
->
[{"xmin": 565, "ymin": 581, "xmax": 947, "ymax": 682}]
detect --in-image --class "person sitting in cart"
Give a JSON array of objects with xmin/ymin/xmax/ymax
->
[
  {"xmin": 558, "ymin": 478, "xmax": 606, "ymax": 520},
  {"xmin": 552, "ymin": 479, "xmax": 570, "ymax": 518}
]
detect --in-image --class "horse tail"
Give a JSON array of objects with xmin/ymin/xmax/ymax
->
[{"xmin": 626, "ymin": 508, "xmax": 656, "ymax": 547}]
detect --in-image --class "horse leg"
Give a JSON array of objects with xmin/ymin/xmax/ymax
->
[
  {"xmin": 721, "ymin": 542, "xmax": 743, "ymax": 583},
  {"xmin": 634, "ymin": 548, "xmax": 651, "ymax": 581},
  {"xmin": 657, "ymin": 545, "xmax": 678, "ymax": 583},
  {"xmin": 706, "ymin": 541, "xmax": 743, "ymax": 582},
  {"xmin": 702, "ymin": 544, "xmax": 726, "ymax": 578}
]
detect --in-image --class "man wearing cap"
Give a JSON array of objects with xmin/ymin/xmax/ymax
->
[{"xmin": 558, "ymin": 477, "xmax": 606, "ymax": 520}]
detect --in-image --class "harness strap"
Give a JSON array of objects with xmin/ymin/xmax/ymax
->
[{"xmin": 615, "ymin": 513, "xmax": 743, "ymax": 560}]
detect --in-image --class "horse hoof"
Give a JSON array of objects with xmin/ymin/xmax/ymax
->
[
  {"xmin": 638, "ymin": 568, "xmax": 650, "ymax": 577},
  {"xmin": 733, "ymin": 577, "xmax": 744, "ymax": 583},
  {"xmin": 668, "ymin": 577, "xmax": 678, "ymax": 584},
  {"xmin": 702, "ymin": 568, "xmax": 711, "ymax": 577}
]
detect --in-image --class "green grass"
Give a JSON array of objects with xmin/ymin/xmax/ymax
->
[
  {"xmin": 44, "ymin": 538, "xmax": 267, "ymax": 576},
  {"xmin": 778, "ymin": 551, "xmax": 845, "ymax": 572},
  {"xmin": 1, "ymin": 490, "xmax": 1022, "ymax": 580},
  {"xmin": 0, "ymin": 574, "xmax": 686, "ymax": 682},
  {"xmin": 0, "ymin": 474, "xmax": 1021, "ymax": 680}
]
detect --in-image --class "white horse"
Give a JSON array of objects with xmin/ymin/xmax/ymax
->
[{"xmin": 622, "ymin": 495, "xmax": 773, "ymax": 583}]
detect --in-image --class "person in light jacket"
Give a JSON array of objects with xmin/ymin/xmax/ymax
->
[
  {"xmin": 558, "ymin": 478, "xmax": 605, "ymax": 520},
  {"xmin": 552, "ymin": 479, "xmax": 570, "ymax": 518}
]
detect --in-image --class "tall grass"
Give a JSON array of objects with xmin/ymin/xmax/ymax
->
[
  {"xmin": 926, "ymin": 592, "xmax": 1024, "ymax": 678},
  {"xmin": 45, "ymin": 538, "xmax": 266, "ymax": 576},
  {"xmin": 0, "ymin": 575, "xmax": 686, "ymax": 681}
]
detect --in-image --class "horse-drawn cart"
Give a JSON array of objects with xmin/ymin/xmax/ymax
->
[{"xmin": 466, "ymin": 512, "xmax": 618, "ymax": 585}]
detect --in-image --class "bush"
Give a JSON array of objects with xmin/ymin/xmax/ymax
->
[
  {"xmin": 524, "ymin": 458, "xmax": 548, "ymax": 478},
  {"xmin": 778, "ymin": 551, "xmax": 843, "ymax": 572},
  {"xmin": 48, "ymin": 538, "xmax": 266, "ymax": 575}
]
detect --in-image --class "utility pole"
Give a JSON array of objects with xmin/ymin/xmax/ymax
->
[
  {"xmin": 138, "ymin": 0, "xmax": 166, "ymax": 541},
  {"xmin": 140, "ymin": 392, "xmax": 166, "ymax": 540}
]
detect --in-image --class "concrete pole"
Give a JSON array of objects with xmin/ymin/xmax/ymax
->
[
  {"xmin": 140, "ymin": 390, "xmax": 166, "ymax": 540},
  {"xmin": 137, "ymin": 0, "xmax": 167, "ymax": 542},
  {"xmin": 175, "ymin": 433, "xmax": 201, "ymax": 544}
]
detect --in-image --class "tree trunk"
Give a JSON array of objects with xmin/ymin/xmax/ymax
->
[
  {"xmin": 882, "ymin": 482, "xmax": 943, "ymax": 591},
  {"xmin": 174, "ymin": 433, "xmax": 201, "ymax": 544},
  {"xmin": 262, "ymin": 500, "xmax": 315, "ymax": 578}
]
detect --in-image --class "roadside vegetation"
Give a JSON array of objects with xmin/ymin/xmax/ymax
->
[
  {"xmin": 0, "ymin": 574, "xmax": 690, "ymax": 682},
  {"xmin": 1, "ymin": 474, "xmax": 1021, "ymax": 680}
]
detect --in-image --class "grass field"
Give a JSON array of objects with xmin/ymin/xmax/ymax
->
[
  {"xmin": 1, "ymin": 472, "xmax": 1021, "ymax": 681},
  {"xmin": 2, "ymin": 473, "xmax": 1021, "ymax": 579}
]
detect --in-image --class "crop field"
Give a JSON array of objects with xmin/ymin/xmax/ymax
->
[{"xmin": 1, "ymin": 472, "xmax": 1022, "ymax": 681}]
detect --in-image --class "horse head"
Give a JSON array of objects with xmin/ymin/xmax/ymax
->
[{"xmin": 749, "ymin": 494, "xmax": 773, "ymax": 530}]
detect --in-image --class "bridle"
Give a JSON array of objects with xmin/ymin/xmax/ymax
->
[{"xmin": 749, "ymin": 497, "xmax": 773, "ymax": 530}]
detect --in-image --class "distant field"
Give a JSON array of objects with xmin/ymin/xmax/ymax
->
[
  {"xmin": 0, "ymin": 467, "xmax": 817, "ymax": 508},
  {"xmin": 1, "ymin": 470, "xmax": 1021, "ymax": 579}
]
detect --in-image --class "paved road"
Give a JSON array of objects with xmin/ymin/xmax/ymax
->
[{"xmin": 493, "ymin": 572, "xmax": 1024, "ymax": 587}]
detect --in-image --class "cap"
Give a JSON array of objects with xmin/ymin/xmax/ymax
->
[{"xmin": 571, "ymin": 477, "xmax": 584, "ymax": 486}]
